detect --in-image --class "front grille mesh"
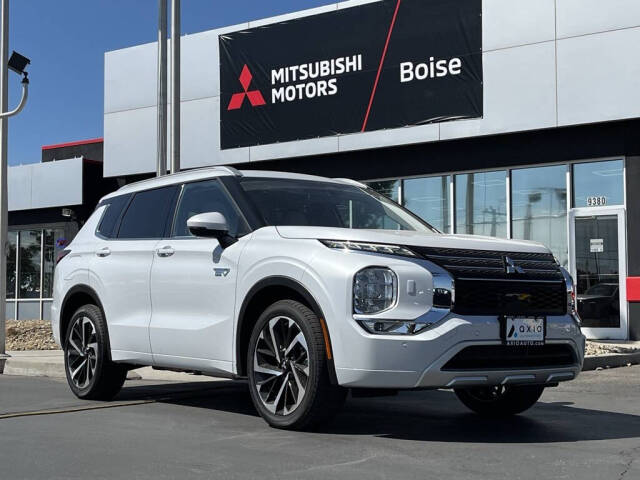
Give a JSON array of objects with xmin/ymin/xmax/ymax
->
[
  {"xmin": 442, "ymin": 344, "xmax": 577, "ymax": 370},
  {"xmin": 412, "ymin": 247, "xmax": 567, "ymax": 316}
]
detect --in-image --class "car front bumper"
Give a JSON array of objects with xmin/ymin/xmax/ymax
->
[{"xmin": 332, "ymin": 313, "xmax": 585, "ymax": 390}]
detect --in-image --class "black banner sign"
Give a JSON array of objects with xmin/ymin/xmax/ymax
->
[{"xmin": 220, "ymin": 0, "xmax": 482, "ymax": 149}]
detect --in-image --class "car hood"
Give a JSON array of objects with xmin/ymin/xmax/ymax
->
[{"xmin": 275, "ymin": 226, "xmax": 550, "ymax": 254}]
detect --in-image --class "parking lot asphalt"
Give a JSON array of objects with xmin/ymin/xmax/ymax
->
[{"xmin": 1, "ymin": 367, "xmax": 640, "ymax": 480}]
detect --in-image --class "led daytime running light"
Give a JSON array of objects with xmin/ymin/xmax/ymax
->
[{"xmin": 320, "ymin": 240, "xmax": 417, "ymax": 258}]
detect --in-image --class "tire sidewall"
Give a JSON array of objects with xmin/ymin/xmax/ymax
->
[
  {"xmin": 455, "ymin": 385, "xmax": 545, "ymax": 416},
  {"xmin": 247, "ymin": 301, "xmax": 322, "ymax": 428},
  {"xmin": 63, "ymin": 305, "xmax": 109, "ymax": 398}
]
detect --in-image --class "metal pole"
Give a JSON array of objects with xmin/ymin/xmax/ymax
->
[
  {"xmin": 0, "ymin": 0, "xmax": 9, "ymax": 370},
  {"xmin": 170, "ymin": 0, "xmax": 180, "ymax": 174},
  {"xmin": 156, "ymin": 0, "xmax": 168, "ymax": 177}
]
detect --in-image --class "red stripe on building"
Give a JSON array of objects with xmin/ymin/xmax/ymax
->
[
  {"xmin": 42, "ymin": 138, "xmax": 103, "ymax": 150},
  {"xmin": 627, "ymin": 277, "xmax": 640, "ymax": 302}
]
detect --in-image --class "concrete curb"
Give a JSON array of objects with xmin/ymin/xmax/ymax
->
[
  {"xmin": 582, "ymin": 352, "xmax": 640, "ymax": 371},
  {"xmin": 0, "ymin": 354, "xmax": 9, "ymax": 374},
  {"xmin": 1, "ymin": 351, "xmax": 216, "ymax": 383}
]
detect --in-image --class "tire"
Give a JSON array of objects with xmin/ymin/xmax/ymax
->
[
  {"xmin": 63, "ymin": 304, "xmax": 127, "ymax": 400},
  {"xmin": 247, "ymin": 299, "xmax": 346, "ymax": 430},
  {"xmin": 455, "ymin": 385, "xmax": 545, "ymax": 417}
]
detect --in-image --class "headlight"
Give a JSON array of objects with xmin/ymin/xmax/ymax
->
[
  {"xmin": 353, "ymin": 267, "xmax": 397, "ymax": 314},
  {"xmin": 320, "ymin": 239, "xmax": 417, "ymax": 258}
]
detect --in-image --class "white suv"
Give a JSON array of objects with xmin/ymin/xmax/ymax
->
[{"xmin": 52, "ymin": 167, "xmax": 585, "ymax": 430}]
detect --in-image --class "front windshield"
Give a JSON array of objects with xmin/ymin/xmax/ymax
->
[{"xmin": 239, "ymin": 177, "xmax": 436, "ymax": 232}]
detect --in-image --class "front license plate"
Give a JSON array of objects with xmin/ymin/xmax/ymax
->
[{"xmin": 504, "ymin": 317, "xmax": 545, "ymax": 345}]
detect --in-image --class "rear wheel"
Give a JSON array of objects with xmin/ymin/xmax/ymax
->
[
  {"xmin": 455, "ymin": 385, "xmax": 545, "ymax": 416},
  {"xmin": 63, "ymin": 304, "xmax": 127, "ymax": 400},
  {"xmin": 247, "ymin": 300, "xmax": 346, "ymax": 430}
]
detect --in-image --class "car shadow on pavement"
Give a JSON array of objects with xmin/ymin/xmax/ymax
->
[{"xmin": 115, "ymin": 380, "xmax": 640, "ymax": 444}]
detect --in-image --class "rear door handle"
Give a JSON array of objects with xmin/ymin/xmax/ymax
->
[
  {"xmin": 156, "ymin": 246, "xmax": 175, "ymax": 258},
  {"xmin": 95, "ymin": 247, "xmax": 111, "ymax": 258}
]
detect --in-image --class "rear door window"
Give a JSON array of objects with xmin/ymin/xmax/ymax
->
[{"xmin": 117, "ymin": 186, "xmax": 177, "ymax": 239}]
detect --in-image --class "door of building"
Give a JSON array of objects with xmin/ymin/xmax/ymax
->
[{"xmin": 569, "ymin": 207, "xmax": 627, "ymax": 340}]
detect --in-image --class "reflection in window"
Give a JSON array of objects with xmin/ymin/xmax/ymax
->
[
  {"xmin": 366, "ymin": 180, "xmax": 400, "ymax": 203},
  {"xmin": 43, "ymin": 228, "xmax": 65, "ymax": 298},
  {"xmin": 6, "ymin": 231, "xmax": 16, "ymax": 298},
  {"xmin": 455, "ymin": 171, "xmax": 507, "ymax": 238},
  {"xmin": 403, "ymin": 176, "xmax": 451, "ymax": 233},
  {"xmin": 511, "ymin": 165, "xmax": 568, "ymax": 267},
  {"xmin": 18, "ymin": 230, "xmax": 41, "ymax": 299},
  {"xmin": 573, "ymin": 159, "xmax": 624, "ymax": 208}
]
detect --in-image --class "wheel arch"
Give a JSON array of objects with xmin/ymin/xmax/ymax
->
[
  {"xmin": 236, "ymin": 276, "xmax": 337, "ymax": 383},
  {"xmin": 59, "ymin": 284, "xmax": 109, "ymax": 357}
]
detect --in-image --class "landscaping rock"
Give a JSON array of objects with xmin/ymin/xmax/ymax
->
[{"xmin": 5, "ymin": 320, "xmax": 58, "ymax": 351}]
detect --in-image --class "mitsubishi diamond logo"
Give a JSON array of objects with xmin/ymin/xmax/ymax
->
[
  {"xmin": 504, "ymin": 256, "xmax": 525, "ymax": 275},
  {"xmin": 227, "ymin": 64, "xmax": 266, "ymax": 110}
]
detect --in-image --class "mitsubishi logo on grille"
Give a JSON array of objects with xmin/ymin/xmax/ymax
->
[
  {"xmin": 504, "ymin": 256, "xmax": 526, "ymax": 275},
  {"xmin": 227, "ymin": 64, "xmax": 267, "ymax": 110}
]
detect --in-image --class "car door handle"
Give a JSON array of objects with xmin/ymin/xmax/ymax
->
[
  {"xmin": 95, "ymin": 247, "xmax": 111, "ymax": 258},
  {"xmin": 156, "ymin": 246, "xmax": 175, "ymax": 258}
]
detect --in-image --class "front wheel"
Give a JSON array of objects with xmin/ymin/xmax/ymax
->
[
  {"xmin": 247, "ymin": 300, "xmax": 346, "ymax": 430},
  {"xmin": 455, "ymin": 385, "xmax": 545, "ymax": 417}
]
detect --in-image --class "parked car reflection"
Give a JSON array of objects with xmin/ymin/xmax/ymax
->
[{"xmin": 577, "ymin": 283, "xmax": 620, "ymax": 328}]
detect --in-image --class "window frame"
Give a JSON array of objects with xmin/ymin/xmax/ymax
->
[
  {"xmin": 169, "ymin": 178, "xmax": 251, "ymax": 239},
  {"xmin": 95, "ymin": 193, "xmax": 132, "ymax": 240},
  {"xmin": 110, "ymin": 185, "xmax": 180, "ymax": 241}
]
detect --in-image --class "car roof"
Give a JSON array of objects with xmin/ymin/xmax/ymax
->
[{"xmin": 101, "ymin": 166, "xmax": 356, "ymax": 201}]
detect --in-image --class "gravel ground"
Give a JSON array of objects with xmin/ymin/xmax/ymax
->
[
  {"xmin": 5, "ymin": 320, "xmax": 58, "ymax": 351},
  {"xmin": 586, "ymin": 341, "xmax": 640, "ymax": 356}
]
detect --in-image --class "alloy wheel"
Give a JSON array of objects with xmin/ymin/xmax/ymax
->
[
  {"xmin": 252, "ymin": 316, "xmax": 310, "ymax": 416},
  {"xmin": 66, "ymin": 316, "xmax": 98, "ymax": 390}
]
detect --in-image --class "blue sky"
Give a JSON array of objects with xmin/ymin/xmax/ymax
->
[{"xmin": 7, "ymin": 1, "xmax": 337, "ymax": 165}]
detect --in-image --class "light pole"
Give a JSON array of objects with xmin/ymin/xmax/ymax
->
[
  {"xmin": 156, "ymin": 0, "xmax": 168, "ymax": 177},
  {"xmin": 170, "ymin": 0, "xmax": 180, "ymax": 174},
  {"xmin": 0, "ymin": 0, "xmax": 31, "ymax": 373}
]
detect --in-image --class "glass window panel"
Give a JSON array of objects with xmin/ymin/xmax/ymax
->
[
  {"xmin": 455, "ymin": 171, "xmax": 507, "ymax": 238},
  {"xmin": 365, "ymin": 180, "xmax": 400, "ymax": 203},
  {"xmin": 5, "ymin": 301, "xmax": 15, "ymax": 321},
  {"xmin": 42, "ymin": 228, "xmax": 65, "ymax": 298},
  {"xmin": 403, "ymin": 176, "xmax": 451, "ymax": 233},
  {"xmin": 573, "ymin": 159, "xmax": 624, "ymax": 208},
  {"xmin": 6, "ymin": 231, "xmax": 16, "ymax": 298},
  {"xmin": 511, "ymin": 165, "xmax": 568, "ymax": 267},
  {"xmin": 17, "ymin": 301, "xmax": 40, "ymax": 320},
  {"xmin": 18, "ymin": 230, "xmax": 42, "ymax": 299},
  {"xmin": 118, "ymin": 186, "xmax": 177, "ymax": 239},
  {"xmin": 173, "ymin": 180, "xmax": 249, "ymax": 238},
  {"xmin": 97, "ymin": 194, "xmax": 131, "ymax": 238},
  {"xmin": 42, "ymin": 301, "xmax": 53, "ymax": 322}
]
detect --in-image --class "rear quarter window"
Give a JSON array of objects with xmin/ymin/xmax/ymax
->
[{"xmin": 96, "ymin": 194, "xmax": 131, "ymax": 238}]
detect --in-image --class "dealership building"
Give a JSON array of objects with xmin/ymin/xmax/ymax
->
[{"xmin": 7, "ymin": 0, "xmax": 640, "ymax": 340}]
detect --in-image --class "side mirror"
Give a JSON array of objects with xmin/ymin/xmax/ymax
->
[{"xmin": 187, "ymin": 212, "xmax": 236, "ymax": 247}]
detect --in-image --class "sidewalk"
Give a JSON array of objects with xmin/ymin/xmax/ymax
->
[
  {"xmin": 1, "ymin": 350, "xmax": 215, "ymax": 382},
  {"xmin": 3, "ymin": 342, "xmax": 640, "ymax": 380}
]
